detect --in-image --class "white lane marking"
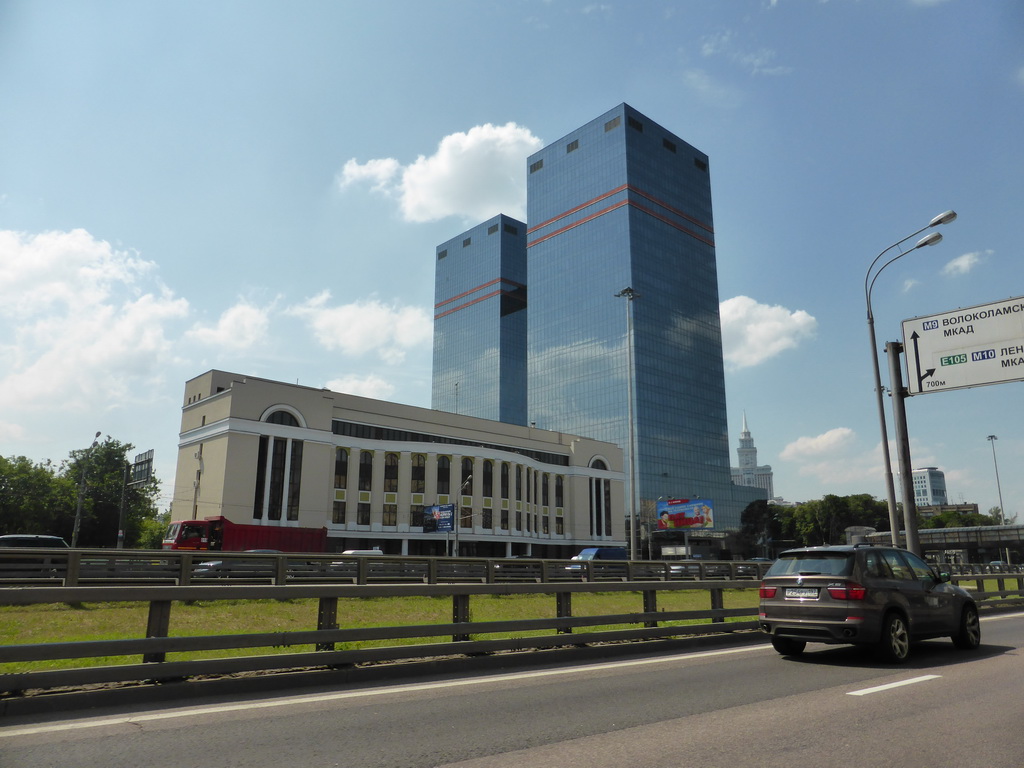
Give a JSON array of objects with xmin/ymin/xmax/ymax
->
[
  {"xmin": 847, "ymin": 675, "xmax": 941, "ymax": 696},
  {"xmin": 0, "ymin": 643, "xmax": 770, "ymax": 738}
]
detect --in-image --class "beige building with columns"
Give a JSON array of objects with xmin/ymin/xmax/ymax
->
[{"xmin": 171, "ymin": 370, "xmax": 625, "ymax": 557}]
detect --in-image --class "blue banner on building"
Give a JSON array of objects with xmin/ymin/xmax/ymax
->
[{"xmin": 426, "ymin": 504, "xmax": 455, "ymax": 533}]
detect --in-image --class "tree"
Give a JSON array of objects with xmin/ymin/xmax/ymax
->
[
  {"xmin": 0, "ymin": 455, "xmax": 73, "ymax": 536},
  {"xmin": 736, "ymin": 499, "xmax": 792, "ymax": 558},
  {"xmin": 786, "ymin": 494, "xmax": 889, "ymax": 548},
  {"xmin": 0, "ymin": 438, "xmax": 162, "ymax": 547},
  {"xmin": 62, "ymin": 438, "xmax": 162, "ymax": 548}
]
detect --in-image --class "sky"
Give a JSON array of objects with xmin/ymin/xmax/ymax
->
[{"xmin": 1, "ymin": 0, "xmax": 1022, "ymax": 524}]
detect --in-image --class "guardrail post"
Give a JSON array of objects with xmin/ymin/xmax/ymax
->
[
  {"xmin": 643, "ymin": 590, "xmax": 658, "ymax": 628},
  {"xmin": 452, "ymin": 593, "xmax": 471, "ymax": 642},
  {"xmin": 64, "ymin": 550, "xmax": 82, "ymax": 587},
  {"xmin": 710, "ymin": 588, "xmax": 724, "ymax": 623},
  {"xmin": 144, "ymin": 600, "xmax": 172, "ymax": 663},
  {"xmin": 556, "ymin": 591, "xmax": 573, "ymax": 634},
  {"xmin": 317, "ymin": 597, "xmax": 338, "ymax": 651}
]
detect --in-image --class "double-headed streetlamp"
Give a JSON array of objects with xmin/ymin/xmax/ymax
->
[
  {"xmin": 864, "ymin": 211, "xmax": 956, "ymax": 546},
  {"xmin": 615, "ymin": 286, "xmax": 640, "ymax": 561}
]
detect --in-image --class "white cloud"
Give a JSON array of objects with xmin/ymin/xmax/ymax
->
[
  {"xmin": 780, "ymin": 428, "xmax": 856, "ymax": 460},
  {"xmin": 286, "ymin": 291, "xmax": 432, "ymax": 364},
  {"xmin": 778, "ymin": 428, "xmax": 884, "ymax": 491},
  {"xmin": 186, "ymin": 302, "xmax": 270, "ymax": 349},
  {"xmin": 338, "ymin": 122, "xmax": 543, "ymax": 223},
  {"xmin": 680, "ymin": 68, "xmax": 743, "ymax": 108},
  {"xmin": 699, "ymin": 29, "xmax": 791, "ymax": 76},
  {"xmin": 0, "ymin": 228, "xmax": 189, "ymax": 415},
  {"xmin": 324, "ymin": 374, "xmax": 396, "ymax": 400},
  {"xmin": 942, "ymin": 250, "xmax": 987, "ymax": 276},
  {"xmin": 719, "ymin": 295, "xmax": 817, "ymax": 369},
  {"xmin": 337, "ymin": 157, "xmax": 401, "ymax": 194}
]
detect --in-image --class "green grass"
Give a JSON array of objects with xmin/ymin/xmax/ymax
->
[{"xmin": 0, "ymin": 589, "xmax": 760, "ymax": 674}]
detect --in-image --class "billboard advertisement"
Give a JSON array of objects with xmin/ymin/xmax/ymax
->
[
  {"xmin": 656, "ymin": 498, "xmax": 714, "ymax": 530},
  {"xmin": 425, "ymin": 504, "xmax": 455, "ymax": 533}
]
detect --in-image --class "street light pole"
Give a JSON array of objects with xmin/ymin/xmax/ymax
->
[
  {"xmin": 615, "ymin": 287, "xmax": 640, "ymax": 560},
  {"xmin": 71, "ymin": 431, "xmax": 102, "ymax": 548},
  {"xmin": 987, "ymin": 435, "xmax": 1009, "ymax": 563},
  {"xmin": 864, "ymin": 211, "xmax": 956, "ymax": 545}
]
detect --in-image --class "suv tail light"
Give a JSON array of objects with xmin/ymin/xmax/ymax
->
[
  {"xmin": 827, "ymin": 582, "xmax": 867, "ymax": 600},
  {"xmin": 759, "ymin": 583, "xmax": 777, "ymax": 599}
]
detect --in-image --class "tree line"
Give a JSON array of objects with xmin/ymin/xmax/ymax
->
[
  {"xmin": 735, "ymin": 494, "xmax": 1006, "ymax": 558},
  {"xmin": 0, "ymin": 438, "xmax": 164, "ymax": 548}
]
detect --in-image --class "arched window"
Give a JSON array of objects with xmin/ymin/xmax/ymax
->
[
  {"xmin": 542, "ymin": 473, "xmax": 550, "ymax": 507},
  {"xmin": 482, "ymin": 460, "xmax": 493, "ymax": 497},
  {"xmin": 500, "ymin": 463, "xmax": 510, "ymax": 499},
  {"xmin": 384, "ymin": 452, "xmax": 399, "ymax": 493},
  {"xmin": 266, "ymin": 410, "xmax": 300, "ymax": 427},
  {"xmin": 334, "ymin": 448, "xmax": 348, "ymax": 489},
  {"xmin": 359, "ymin": 451, "xmax": 373, "ymax": 492},
  {"xmin": 461, "ymin": 458, "xmax": 473, "ymax": 495},
  {"xmin": 555, "ymin": 475, "xmax": 564, "ymax": 508},
  {"xmin": 437, "ymin": 456, "xmax": 451, "ymax": 495},
  {"xmin": 411, "ymin": 454, "xmax": 426, "ymax": 494}
]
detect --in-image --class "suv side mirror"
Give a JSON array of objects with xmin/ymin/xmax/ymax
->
[{"xmin": 937, "ymin": 571, "xmax": 951, "ymax": 583}]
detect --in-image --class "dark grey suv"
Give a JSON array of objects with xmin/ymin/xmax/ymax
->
[{"xmin": 759, "ymin": 544, "xmax": 980, "ymax": 662}]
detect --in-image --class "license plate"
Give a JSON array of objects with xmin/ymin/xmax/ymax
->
[{"xmin": 785, "ymin": 587, "xmax": 818, "ymax": 599}]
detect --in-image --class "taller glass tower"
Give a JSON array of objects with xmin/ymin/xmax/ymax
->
[
  {"xmin": 525, "ymin": 104, "xmax": 761, "ymax": 530},
  {"xmin": 431, "ymin": 214, "xmax": 528, "ymax": 424}
]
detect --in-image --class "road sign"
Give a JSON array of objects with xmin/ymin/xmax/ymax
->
[{"xmin": 902, "ymin": 295, "xmax": 1024, "ymax": 395}]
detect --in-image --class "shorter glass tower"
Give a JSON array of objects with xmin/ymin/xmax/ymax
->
[{"xmin": 432, "ymin": 214, "xmax": 527, "ymax": 425}]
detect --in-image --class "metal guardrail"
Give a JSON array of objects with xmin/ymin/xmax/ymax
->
[
  {"xmin": 0, "ymin": 548, "xmax": 772, "ymax": 587},
  {"xmin": 0, "ymin": 579, "xmax": 759, "ymax": 696},
  {"xmin": 1, "ymin": 561, "xmax": 1022, "ymax": 698}
]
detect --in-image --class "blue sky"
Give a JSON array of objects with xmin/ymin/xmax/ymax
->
[{"xmin": 2, "ymin": 0, "xmax": 1022, "ymax": 523}]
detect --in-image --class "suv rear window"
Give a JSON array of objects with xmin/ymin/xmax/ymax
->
[{"xmin": 766, "ymin": 552, "xmax": 852, "ymax": 577}]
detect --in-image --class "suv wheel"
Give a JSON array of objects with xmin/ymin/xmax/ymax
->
[
  {"xmin": 877, "ymin": 612, "xmax": 910, "ymax": 663},
  {"xmin": 952, "ymin": 604, "xmax": 981, "ymax": 650},
  {"xmin": 771, "ymin": 636, "xmax": 806, "ymax": 656}
]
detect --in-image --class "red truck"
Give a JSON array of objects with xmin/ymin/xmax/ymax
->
[{"xmin": 162, "ymin": 516, "xmax": 327, "ymax": 552}]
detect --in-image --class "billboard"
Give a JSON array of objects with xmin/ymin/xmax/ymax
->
[
  {"xmin": 902, "ymin": 295, "xmax": 1024, "ymax": 394},
  {"xmin": 656, "ymin": 498, "xmax": 714, "ymax": 530},
  {"xmin": 424, "ymin": 504, "xmax": 455, "ymax": 533}
]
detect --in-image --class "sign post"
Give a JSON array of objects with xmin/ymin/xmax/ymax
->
[{"xmin": 902, "ymin": 295, "xmax": 1024, "ymax": 395}]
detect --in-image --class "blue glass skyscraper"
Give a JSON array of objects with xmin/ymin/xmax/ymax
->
[
  {"xmin": 432, "ymin": 214, "xmax": 528, "ymax": 425},
  {"xmin": 525, "ymin": 104, "xmax": 762, "ymax": 530}
]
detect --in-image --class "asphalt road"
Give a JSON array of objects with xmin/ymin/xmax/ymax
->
[{"xmin": 3, "ymin": 613, "xmax": 1023, "ymax": 768}]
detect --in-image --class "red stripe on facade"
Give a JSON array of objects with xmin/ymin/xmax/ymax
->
[
  {"xmin": 527, "ymin": 184, "xmax": 714, "ymax": 238},
  {"xmin": 527, "ymin": 198, "xmax": 715, "ymax": 249},
  {"xmin": 435, "ymin": 277, "xmax": 527, "ymax": 310},
  {"xmin": 433, "ymin": 289, "xmax": 509, "ymax": 320}
]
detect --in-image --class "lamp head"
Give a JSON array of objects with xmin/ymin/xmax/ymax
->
[
  {"xmin": 929, "ymin": 210, "xmax": 957, "ymax": 227},
  {"xmin": 915, "ymin": 232, "xmax": 943, "ymax": 249}
]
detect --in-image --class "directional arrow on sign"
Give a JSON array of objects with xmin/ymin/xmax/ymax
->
[{"xmin": 910, "ymin": 331, "xmax": 936, "ymax": 389}]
